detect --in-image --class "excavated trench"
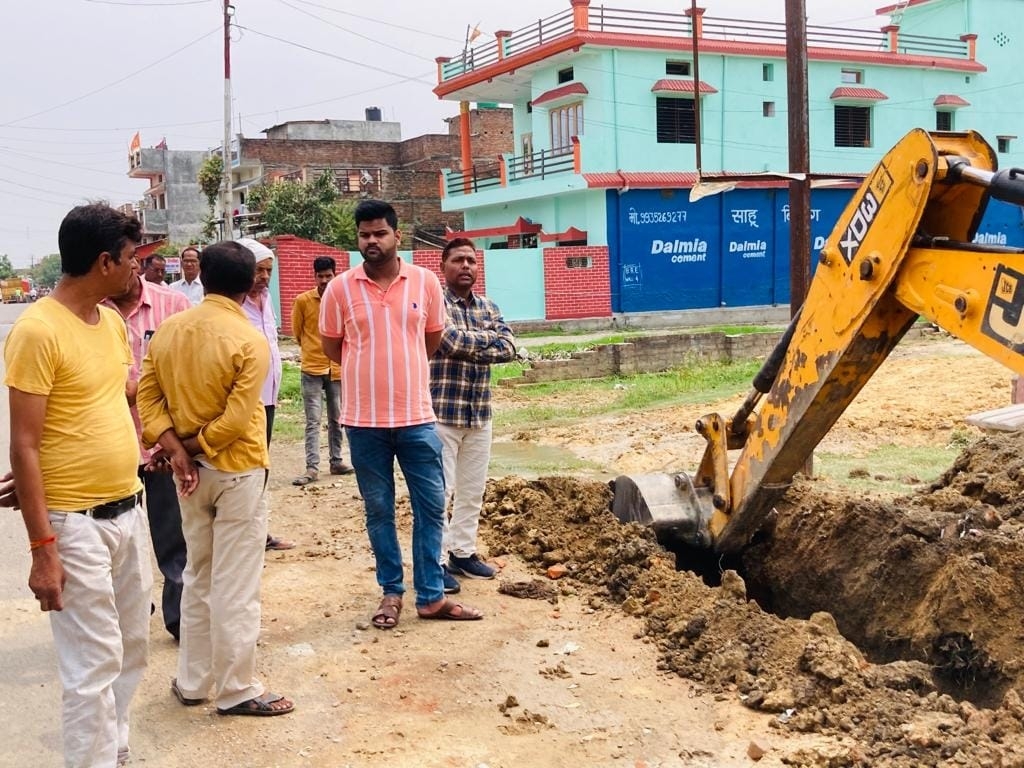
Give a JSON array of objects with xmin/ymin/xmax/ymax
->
[{"xmin": 481, "ymin": 430, "xmax": 1024, "ymax": 765}]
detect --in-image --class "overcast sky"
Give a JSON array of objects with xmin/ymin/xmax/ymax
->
[{"xmin": 0, "ymin": 0, "xmax": 888, "ymax": 266}]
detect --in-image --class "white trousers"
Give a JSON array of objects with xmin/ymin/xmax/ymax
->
[
  {"xmin": 437, "ymin": 421, "xmax": 493, "ymax": 559},
  {"xmin": 175, "ymin": 467, "xmax": 267, "ymax": 710},
  {"xmin": 48, "ymin": 504, "xmax": 152, "ymax": 768}
]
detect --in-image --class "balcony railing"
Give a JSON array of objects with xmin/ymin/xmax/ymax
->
[
  {"xmin": 444, "ymin": 146, "xmax": 577, "ymax": 198},
  {"xmin": 507, "ymin": 147, "xmax": 575, "ymax": 183},
  {"xmin": 437, "ymin": 4, "xmax": 972, "ymax": 82},
  {"xmin": 446, "ymin": 161, "xmax": 503, "ymax": 196}
]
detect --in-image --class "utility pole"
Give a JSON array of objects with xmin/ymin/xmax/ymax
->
[
  {"xmin": 785, "ymin": 0, "xmax": 813, "ymax": 477},
  {"xmin": 785, "ymin": 0, "xmax": 810, "ymax": 317},
  {"xmin": 222, "ymin": 0, "xmax": 234, "ymax": 239}
]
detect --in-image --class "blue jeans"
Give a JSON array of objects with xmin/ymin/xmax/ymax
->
[
  {"xmin": 301, "ymin": 372, "xmax": 343, "ymax": 470},
  {"xmin": 346, "ymin": 424, "xmax": 445, "ymax": 607}
]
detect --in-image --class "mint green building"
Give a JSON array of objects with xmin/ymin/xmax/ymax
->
[{"xmin": 433, "ymin": 0, "xmax": 1024, "ymax": 318}]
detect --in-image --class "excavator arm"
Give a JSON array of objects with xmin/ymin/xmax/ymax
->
[{"xmin": 612, "ymin": 129, "xmax": 1024, "ymax": 553}]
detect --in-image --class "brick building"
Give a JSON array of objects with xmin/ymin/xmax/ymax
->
[
  {"xmin": 235, "ymin": 108, "xmax": 513, "ymax": 247},
  {"xmin": 274, "ymin": 236, "xmax": 492, "ymax": 336}
]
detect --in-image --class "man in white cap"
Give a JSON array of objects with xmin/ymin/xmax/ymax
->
[{"xmin": 236, "ymin": 238, "xmax": 294, "ymax": 551}]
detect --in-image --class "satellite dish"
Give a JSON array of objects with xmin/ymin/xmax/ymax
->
[{"xmin": 360, "ymin": 171, "xmax": 373, "ymax": 185}]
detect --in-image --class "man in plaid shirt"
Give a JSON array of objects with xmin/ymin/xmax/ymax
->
[{"xmin": 430, "ymin": 237, "xmax": 516, "ymax": 587}]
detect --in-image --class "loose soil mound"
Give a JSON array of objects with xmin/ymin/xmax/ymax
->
[
  {"xmin": 482, "ymin": 452, "xmax": 1024, "ymax": 766},
  {"xmin": 745, "ymin": 432, "xmax": 1024, "ymax": 700}
]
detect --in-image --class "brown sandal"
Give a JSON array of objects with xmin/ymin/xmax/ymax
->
[
  {"xmin": 417, "ymin": 599, "xmax": 483, "ymax": 621},
  {"xmin": 372, "ymin": 594, "xmax": 402, "ymax": 629}
]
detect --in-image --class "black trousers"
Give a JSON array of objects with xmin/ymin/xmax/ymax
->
[
  {"xmin": 139, "ymin": 467, "xmax": 186, "ymax": 639},
  {"xmin": 265, "ymin": 404, "xmax": 275, "ymax": 446}
]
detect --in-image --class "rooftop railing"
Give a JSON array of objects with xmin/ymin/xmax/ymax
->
[{"xmin": 437, "ymin": 4, "xmax": 971, "ymax": 82}]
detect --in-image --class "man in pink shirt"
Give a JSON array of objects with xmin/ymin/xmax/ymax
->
[
  {"xmin": 238, "ymin": 238, "xmax": 293, "ymax": 552},
  {"xmin": 103, "ymin": 267, "xmax": 191, "ymax": 641},
  {"xmin": 319, "ymin": 199, "xmax": 482, "ymax": 628}
]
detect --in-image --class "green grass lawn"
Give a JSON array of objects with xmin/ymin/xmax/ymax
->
[
  {"xmin": 273, "ymin": 353, "xmax": 967, "ymax": 495},
  {"xmin": 274, "ymin": 362, "xmax": 304, "ymax": 441},
  {"xmin": 494, "ymin": 358, "xmax": 762, "ymax": 430}
]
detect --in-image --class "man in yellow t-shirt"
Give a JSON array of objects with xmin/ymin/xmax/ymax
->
[
  {"xmin": 4, "ymin": 203, "xmax": 153, "ymax": 768},
  {"xmin": 290, "ymin": 255, "xmax": 353, "ymax": 485},
  {"xmin": 137, "ymin": 239, "xmax": 294, "ymax": 717}
]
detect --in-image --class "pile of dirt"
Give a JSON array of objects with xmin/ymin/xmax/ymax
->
[
  {"xmin": 746, "ymin": 432, "xmax": 1024, "ymax": 696},
  {"xmin": 481, "ymin": 453, "xmax": 1024, "ymax": 766}
]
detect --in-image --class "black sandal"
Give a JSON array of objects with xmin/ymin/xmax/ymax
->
[{"xmin": 217, "ymin": 693, "xmax": 294, "ymax": 716}]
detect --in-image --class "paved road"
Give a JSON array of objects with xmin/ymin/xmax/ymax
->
[{"xmin": 0, "ymin": 302, "xmax": 63, "ymax": 764}]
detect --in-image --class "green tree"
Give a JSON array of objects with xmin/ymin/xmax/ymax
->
[
  {"xmin": 32, "ymin": 253, "xmax": 62, "ymax": 288},
  {"xmin": 327, "ymin": 198, "xmax": 358, "ymax": 251},
  {"xmin": 155, "ymin": 241, "xmax": 192, "ymax": 258},
  {"xmin": 0, "ymin": 254, "xmax": 14, "ymax": 279},
  {"xmin": 197, "ymin": 153, "xmax": 224, "ymax": 242},
  {"xmin": 248, "ymin": 172, "xmax": 356, "ymax": 248}
]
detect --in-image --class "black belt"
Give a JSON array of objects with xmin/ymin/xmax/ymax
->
[{"xmin": 73, "ymin": 492, "xmax": 142, "ymax": 519}]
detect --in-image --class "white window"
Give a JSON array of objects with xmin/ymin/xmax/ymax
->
[{"xmin": 550, "ymin": 102, "xmax": 583, "ymax": 154}]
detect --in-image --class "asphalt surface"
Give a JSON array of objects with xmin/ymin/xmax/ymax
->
[{"xmin": 0, "ymin": 302, "xmax": 63, "ymax": 764}]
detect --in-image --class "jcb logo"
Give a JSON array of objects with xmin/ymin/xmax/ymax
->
[
  {"xmin": 838, "ymin": 167, "xmax": 893, "ymax": 265},
  {"xmin": 983, "ymin": 264, "xmax": 1024, "ymax": 352}
]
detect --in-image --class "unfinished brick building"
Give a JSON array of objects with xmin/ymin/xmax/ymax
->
[{"xmin": 234, "ymin": 107, "xmax": 512, "ymax": 247}]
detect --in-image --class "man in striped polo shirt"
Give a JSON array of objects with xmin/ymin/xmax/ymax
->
[{"xmin": 319, "ymin": 199, "xmax": 483, "ymax": 628}]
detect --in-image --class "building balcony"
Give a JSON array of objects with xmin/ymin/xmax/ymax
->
[
  {"xmin": 441, "ymin": 141, "xmax": 580, "ymax": 203},
  {"xmin": 140, "ymin": 207, "xmax": 168, "ymax": 236},
  {"xmin": 128, "ymin": 147, "xmax": 166, "ymax": 178},
  {"xmin": 435, "ymin": 0, "xmax": 978, "ymax": 101}
]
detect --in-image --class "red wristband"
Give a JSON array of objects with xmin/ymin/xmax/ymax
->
[{"xmin": 29, "ymin": 535, "xmax": 56, "ymax": 551}]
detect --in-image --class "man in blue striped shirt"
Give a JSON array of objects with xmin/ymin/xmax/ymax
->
[{"xmin": 429, "ymin": 238, "xmax": 516, "ymax": 589}]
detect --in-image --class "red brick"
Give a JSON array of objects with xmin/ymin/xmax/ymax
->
[
  {"xmin": 271, "ymin": 235, "xmax": 349, "ymax": 335},
  {"xmin": 542, "ymin": 246, "xmax": 611, "ymax": 321}
]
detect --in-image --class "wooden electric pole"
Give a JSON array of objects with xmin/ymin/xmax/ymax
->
[{"xmin": 222, "ymin": 0, "xmax": 234, "ymax": 238}]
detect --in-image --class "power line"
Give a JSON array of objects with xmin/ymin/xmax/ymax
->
[
  {"xmin": 234, "ymin": 24, "xmax": 437, "ymax": 83},
  {"xmin": 0, "ymin": 67, "xmax": 436, "ymax": 135},
  {"xmin": 0, "ymin": 160, "xmax": 130, "ymax": 198},
  {"xmin": 0, "ymin": 145, "xmax": 131, "ymax": 177},
  {"xmin": 271, "ymin": 0, "xmax": 438, "ymax": 63},
  {"xmin": 286, "ymin": 0, "xmax": 463, "ymax": 43},
  {"xmin": 0, "ymin": 27, "xmax": 220, "ymax": 127},
  {"xmin": 84, "ymin": 0, "xmax": 210, "ymax": 5}
]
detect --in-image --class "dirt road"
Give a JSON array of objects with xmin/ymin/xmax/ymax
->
[{"xmin": 3, "ymin": 334, "xmax": 1021, "ymax": 767}]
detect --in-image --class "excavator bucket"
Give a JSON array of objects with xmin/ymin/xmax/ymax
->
[{"xmin": 610, "ymin": 472, "xmax": 714, "ymax": 548}]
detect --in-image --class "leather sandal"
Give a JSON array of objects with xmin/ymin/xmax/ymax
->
[
  {"xmin": 292, "ymin": 469, "xmax": 318, "ymax": 486},
  {"xmin": 217, "ymin": 693, "xmax": 294, "ymax": 716},
  {"xmin": 372, "ymin": 594, "xmax": 402, "ymax": 629}
]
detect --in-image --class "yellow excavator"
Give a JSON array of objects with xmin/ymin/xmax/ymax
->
[{"xmin": 612, "ymin": 128, "xmax": 1024, "ymax": 553}]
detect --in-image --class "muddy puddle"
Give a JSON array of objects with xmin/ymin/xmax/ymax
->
[{"xmin": 480, "ymin": 431, "xmax": 1024, "ymax": 766}]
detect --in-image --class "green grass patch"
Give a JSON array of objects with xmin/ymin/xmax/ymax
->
[
  {"xmin": 492, "ymin": 361, "xmax": 530, "ymax": 386},
  {"xmin": 814, "ymin": 444, "xmax": 960, "ymax": 495},
  {"xmin": 274, "ymin": 362, "xmax": 305, "ymax": 441},
  {"xmin": 495, "ymin": 358, "xmax": 761, "ymax": 429}
]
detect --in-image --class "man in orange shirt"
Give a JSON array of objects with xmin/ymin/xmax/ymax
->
[
  {"xmin": 103, "ymin": 263, "xmax": 191, "ymax": 641},
  {"xmin": 290, "ymin": 255, "xmax": 352, "ymax": 486},
  {"xmin": 138, "ymin": 240, "xmax": 293, "ymax": 717},
  {"xmin": 319, "ymin": 199, "xmax": 482, "ymax": 628}
]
